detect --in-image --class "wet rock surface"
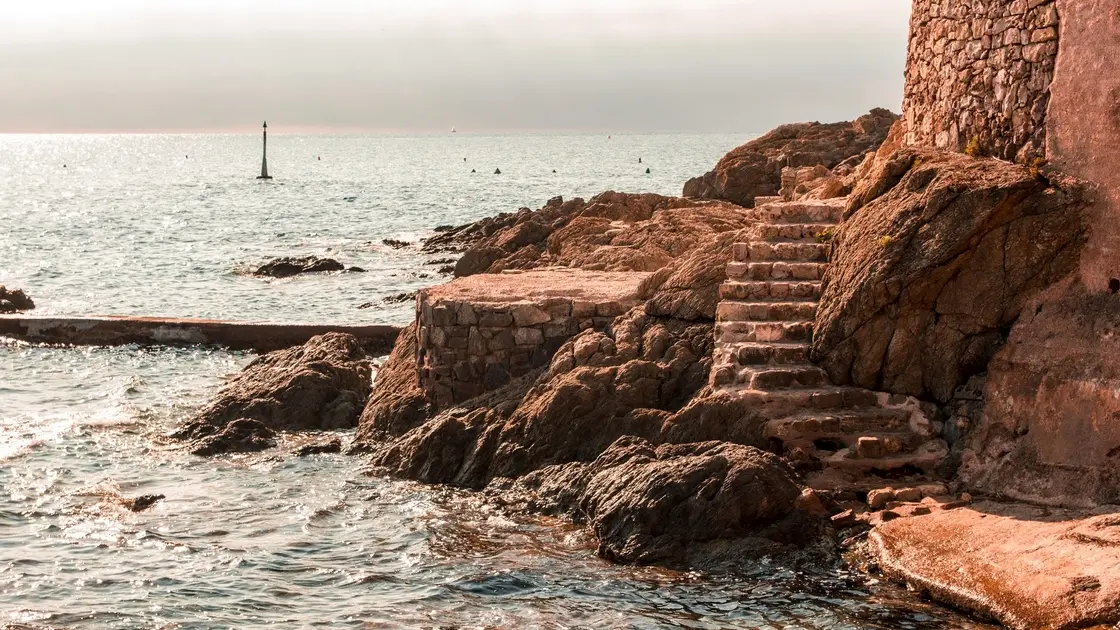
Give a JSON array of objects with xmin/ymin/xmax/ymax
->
[
  {"xmin": 174, "ymin": 333, "xmax": 372, "ymax": 455},
  {"xmin": 252, "ymin": 256, "xmax": 353, "ymax": 277},
  {"xmin": 812, "ymin": 148, "xmax": 1086, "ymax": 402},
  {"xmin": 0, "ymin": 286, "xmax": 35, "ymax": 313},
  {"xmin": 683, "ymin": 109, "xmax": 897, "ymax": 208}
]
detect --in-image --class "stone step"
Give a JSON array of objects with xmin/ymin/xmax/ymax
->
[
  {"xmin": 766, "ymin": 408, "xmax": 915, "ymax": 447},
  {"xmin": 744, "ymin": 201, "xmax": 845, "ymax": 224},
  {"xmin": 739, "ymin": 365, "xmax": 829, "ymax": 390},
  {"xmin": 730, "ymin": 386, "xmax": 883, "ymax": 417},
  {"xmin": 752, "ymin": 196, "xmax": 784, "ymax": 207},
  {"xmin": 715, "ymin": 298, "xmax": 817, "ymax": 321},
  {"xmin": 728, "ymin": 262, "xmax": 828, "ymax": 282},
  {"xmin": 715, "ymin": 320, "xmax": 813, "ymax": 343},
  {"xmin": 753, "ymin": 223, "xmax": 838, "ymax": 243},
  {"xmin": 749, "ymin": 242, "xmax": 830, "ymax": 263},
  {"xmin": 823, "ymin": 439, "xmax": 949, "ymax": 474},
  {"xmin": 726, "ymin": 342, "xmax": 810, "ymax": 366},
  {"xmin": 718, "ymin": 282, "xmax": 822, "ymax": 303}
]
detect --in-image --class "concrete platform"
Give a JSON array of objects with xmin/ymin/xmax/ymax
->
[{"xmin": 0, "ymin": 314, "xmax": 401, "ymax": 353}]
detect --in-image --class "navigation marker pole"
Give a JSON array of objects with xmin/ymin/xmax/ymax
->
[{"xmin": 257, "ymin": 121, "xmax": 273, "ymax": 180}]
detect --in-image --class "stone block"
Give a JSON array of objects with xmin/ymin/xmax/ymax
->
[
  {"xmin": 457, "ymin": 303, "xmax": 478, "ymax": 326},
  {"xmin": 468, "ymin": 327, "xmax": 487, "ymax": 355},
  {"xmin": 511, "ymin": 304, "xmax": 551, "ymax": 326},
  {"xmin": 483, "ymin": 362, "xmax": 510, "ymax": 390},
  {"xmin": 489, "ymin": 329, "xmax": 516, "ymax": 351},
  {"xmin": 479, "ymin": 309, "xmax": 513, "ymax": 327},
  {"xmin": 514, "ymin": 327, "xmax": 544, "ymax": 346},
  {"xmin": 431, "ymin": 305, "xmax": 457, "ymax": 327},
  {"xmin": 571, "ymin": 300, "xmax": 597, "ymax": 317}
]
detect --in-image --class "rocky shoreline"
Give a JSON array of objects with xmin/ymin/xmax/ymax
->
[{"xmin": 169, "ymin": 96, "xmax": 1120, "ymax": 627}]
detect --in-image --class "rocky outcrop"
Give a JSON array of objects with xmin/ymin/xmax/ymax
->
[
  {"xmin": 365, "ymin": 306, "xmax": 720, "ymax": 486},
  {"xmin": 428, "ymin": 192, "xmax": 749, "ymax": 277},
  {"xmin": 496, "ymin": 436, "xmax": 822, "ymax": 566},
  {"xmin": 354, "ymin": 324, "xmax": 431, "ymax": 444},
  {"xmin": 812, "ymin": 148, "xmax": 1086, "ymax": 402},
  {"xmin": 173, "ymin": 333, "xmax": 372, "ymax": 455},
  {"xmin": 253, "ymin": 256, "xmax": 361, "ymax": 277},
  {"xmin": 960, "ymin": 281, "xmax": 1120, "ymax": 508},
  {"xmin": 0, "ymin": 286, "xmax": 35, "ymax": 313},
  {"xmin": 682, "ymin": 109, "xmax": 898, "ymax": 208},
  {"xmin": 638, "ymin": 231, "xmax": 742, "ymax": 321}
]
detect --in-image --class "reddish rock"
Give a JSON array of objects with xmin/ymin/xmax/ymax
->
[
  {"xmin": 639, "ymin": 230, "xmax": 744, "ymax": 321},
  {"xmin": 355, "ymin": 324, "xmax": 432, "ymax": 443},
  {"xmin": 252, "ymin": 255, "xmax": 347, "ymax": 277},
  {"xmin": 871, "ymin": 501, "xmax": 1120, "ymax": 629},
  {"xmin": 960, "ymin": 281, "xmax": 1120, "ymax": 507},
  {"xmin": 173, "ymin": 333, "xmax": 372, "ymax": 454},
  {"xmin": 683, "ymin": 109, "xmax": 898, "ymax": 208},
  {"xmin": 812, "ymin": 149, "xmax": 1087, "ymax": 402}
]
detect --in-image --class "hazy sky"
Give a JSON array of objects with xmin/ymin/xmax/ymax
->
[{"xmin": 0, "ymin": 1, "xmax": 912, "ymax": 133}]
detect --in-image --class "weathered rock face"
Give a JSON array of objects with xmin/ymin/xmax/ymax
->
[
  {"xmin": 812, "ymin": 148, "xmax": 1085, "ymax": 402},
  {"xmin": 683, "ymin": 109, "xmax": 898, "ymax": 208},
  {"xmin": 0, "ymin": 286, "xmax": 35, "ymax": 313},
  {"xmin": 354, "ymin": 324, "xmax": 431, "ymax": 444},
  {"xmin": 433, "ymin": 192, "xmax": 749, "ymax": 277},
  {"xmin": 173, "ymin": 333, "xmax": 372, "ymax": 455},
  {"xmin": 639, "ymin": 231, "xmax": 742, "ymax": 321},
  {"xmin": 580, "ymin": 438, "xmax": 815, "ymax": 565},
  {"xmin": 903, "ymin": 0, "xmax": 1059, "ymax": 163},
  {"xmin": 960, "ymin": 281, "xmax": 1120, "ymax": 507},
  {"xmin": 362, "ymin": 306, "xmax": 735, "ymax": 487},
  {"xmin": 252, "ymin": 256, "xmax": 351, "ymax": 277}
]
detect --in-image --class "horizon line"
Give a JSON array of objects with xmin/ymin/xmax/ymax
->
[{"xmin": 0, "ymin": 125, "xmax": 760, "ymax": 136}]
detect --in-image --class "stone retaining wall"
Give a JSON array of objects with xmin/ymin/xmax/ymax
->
[
  {"xmin": 415, "ymin": 269, "xmax": 647, "ymax": 408},
  {"xmin": 903, "ymin": 0, "xmax": 1059, "ymax": 163}
]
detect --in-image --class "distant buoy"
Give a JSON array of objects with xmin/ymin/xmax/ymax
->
[
  {"xmin": 471, "ymin": 169, "xmax": 476, "ymax": 173},
  {"xmin": 63, "ymin": 164, "xmax": 66, "ymax": 168},
  {"xmin": 638, "ymin": 157, "xmax": 642, "ymax": 163},
  {"xmin": 463, "ymin": 157, "xmax": 467, "ymax": 162},
  {"xmin": 645, "ymin": 168, "xmax": 651, "ymax": 174},
  {"xmin": 494, "ymin": 168, "xmax": 501, "ymax": 174},
  {"xmin": 317, "ymin": 156, "xmax": 321, "ymax": 161},
  {"xmin": 185, "ymin": 155, "xmax": 189, "ymax": 159},
  {"xmin": 552, "ymin": 169, "xmax": 557, "ymax": 173}
]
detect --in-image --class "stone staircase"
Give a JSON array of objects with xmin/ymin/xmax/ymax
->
[{"xmin": 712, "ymin": 197, "xmax": 948, "ymax": 493}]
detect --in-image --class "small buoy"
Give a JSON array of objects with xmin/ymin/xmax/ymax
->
[
  {"xmin": 63, "ymin": 164, "xmax": 66, "ymax": 168},
  {"xmin": 645, "ymin": 167, "xmax": 651, "ymax": 174},
  {"xmin": 552, "ymin": 169, "xmax": 557, "ymax": 173},
  {"xmin": 638, "ymin": 157, "xmax": 642, "ymax": 163},
  {"xmin": 471, "ymin": 169, "xmax": 476, "ymax": 173},
  {"xmin": 317, "ymin": 156, "xmax": 321, "ymax": 161},
  {"xmin": 185, "ymin": 155, "xmax": 189, "ymax": 159},
  {"xmin": 494, "ymin": 168, "xmax": 501, "ymax": 174},
  {"xmin": 463, "ymin": 157, "xmax": 467, "ymax": 162}
]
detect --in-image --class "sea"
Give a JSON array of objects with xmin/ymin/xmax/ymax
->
[{"xmin": 0, "ymin": 133, "xmax": 986, "ymax": 629}]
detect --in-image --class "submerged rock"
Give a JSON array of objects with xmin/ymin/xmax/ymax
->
[
  {"xmin": 683, "ymin": 109, "xmax": 897, "ymax": 208},
  {"xmin": 0, "ymin": 286, "xmax": 35, "ymax": 313},
  {"xmin": 252, "ymin": 256, "xmax": 347, "ymax": 278},
  {"xmin": 295, "ymin": 438, "xmax": 343, "ymax": 457},
  {"xmin": 812, "ymin": 149, "xmax": 1086, "ymax": 402},
  {"xmin": 381, "ymin": 239, "xmax": 412, "ymax": 249},
  {"xmin": 173, "ymin": 333, "xmax": 371, "ymax": 455},
  {"xmin": 121, "ymin": 494, "xmax": 166, "ymax": 512}
]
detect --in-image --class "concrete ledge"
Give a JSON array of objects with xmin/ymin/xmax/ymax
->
[{"xmin": 0, "ymin": 315, "xmax": 401, "ymax": 354}]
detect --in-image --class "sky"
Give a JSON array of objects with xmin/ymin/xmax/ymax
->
[{"xmin": 0, "ymin": 0, "xmax": 912, "ymax": 133}]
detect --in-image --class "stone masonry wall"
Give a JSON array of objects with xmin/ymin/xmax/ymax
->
[
  {"xmin": 903, "ymin": 0, "xmax": 1060, "ymax": 163},
  {"xmin": 415, "ymin": 270, "xmax": 647, "ymax": 409}
]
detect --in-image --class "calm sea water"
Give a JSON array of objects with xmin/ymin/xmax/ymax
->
[{"xmin": 0, "ymin": 134, "xmax": 985, "ymax": 628}]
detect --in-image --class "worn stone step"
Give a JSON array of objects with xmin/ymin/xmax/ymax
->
[
  {"xmin": 754, "ymin": 223, "xmax": 838, "ymax": 243},
  {"xmin": 766, "ymin": 408, "xmax": 915, "ymax": 446},
  {"xmin": 730, "ymin": 386, "xmax": 882, "ymax": 417},
  {"xmin": 715, "ymin": 319, "xmax": 813, "ymax": 343},
  {"xmin": 750, "ymin": 242, "xmax": 830, "ymax": 263},
  {"xmin": 752, "ymin": 196, "xmax": 784, "ymax": 207},
  {"xmin": 824, "ymin": 439, "xmax": 949, "ymax": 473},
  {"xmin": 715, "ymin": 298, "xmax": 817, "ymax": 322},
  {"xmin": 739, "ymin": 365, "xmax": 829, "ymax": 389},
  {"xmin": 744, "ymin": 201, "xmax": 845, "ymax": 224},
  {"xmin": 733, "ymin": 262, "xmax": 828, "ymax": 281},
  {"xmin": 728, "ymin": 342, "xmax": 810, "ymax": 366},
  {"xmin": 718, "ymin": 281, "xmax": 822, "ymax": 303}
]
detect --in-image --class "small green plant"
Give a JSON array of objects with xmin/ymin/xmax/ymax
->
[
  {"xmin": 879, "ymin": 235, "xmax": 895, "ymax": 248},
  {"xmin": 816, "ymin": 228, "xmax": 835, "ymax": 244},
  {"xmin": 964, "ymin": 136, "xmax": 982, "ymax": 157}
]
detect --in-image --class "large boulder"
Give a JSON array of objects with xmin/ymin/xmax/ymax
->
[
  {"xmin": 434, "ymin": 192, "xmax": 749, "ymax": 277},
  {"xmin": 959, "ymin": 282, "xmax": 1120, "ymax": 508},
  {"xmin": 173, "ymin": 333, "xmax": 372, "ymax": 454},
  {"xmin": 683, "ymin": 109, "xmax": 898, "ymax": 208},
  {"xmin": 0, "ymin": 286, "xmax": 35, "ymax": 313},
  {"xmin": 812, "ymin": 149, "xmax": 1086, "ymax": 402}
]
